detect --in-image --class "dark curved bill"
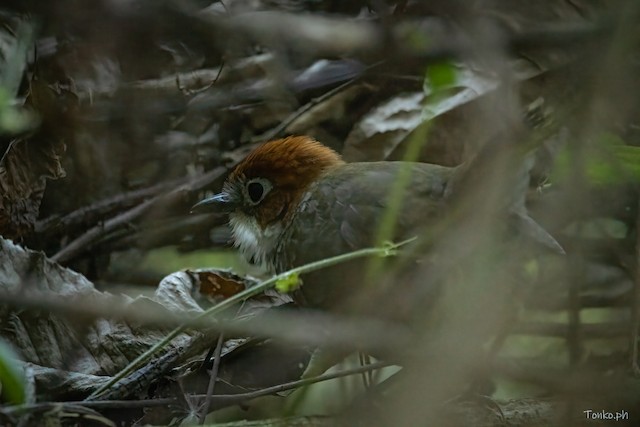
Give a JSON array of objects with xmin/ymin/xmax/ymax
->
[{"xmin": 190, "ymin": 192, "xmax": 237, "ymax": 214}]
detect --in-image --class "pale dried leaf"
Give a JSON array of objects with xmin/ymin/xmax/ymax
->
[
  {"xmin": 343, "ymin": 63, "xmax": 546, "ymax": 164},
  {"xmin": 0, "ymin": 139, "xmax": 66, "ymax": 239},
  {"xmin": 0, "ymin": 238, "xmax": 192, "ymax": 398}
]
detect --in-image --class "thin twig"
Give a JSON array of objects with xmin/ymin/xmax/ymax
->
[
  {"xmin": 51, "ymin": 197, "xmax": 156, "ymax": 263},
  {"xmin": 199, "ymin": 333, "xmax": 225, "ymax": 424},
  {"xmin": 96, "ymin": 328, "xmax": 221, "ymax": 401},
  {"xmin": 514, "ymin": 320, "xmax": 628, "ymax": 339},
  {"xmin": 3, "ymin": 361, "xmax": 390, "ymax": 417},
  {"xmin": 188, "ymin": 8, "xmax": 610, "ymax": 61},
  {"xmin": 178, "ymin": 61, "xmax": 225, "ymax": 96},
  {"xmin": 209, "ymin": 361, "xmax": 391, "ymax": 404},
  {"xmin": 358, "ymin": 352, "xmax": 373, "ymax": 389},
  {"xmin": 35, "ymin": 175, "xmax": 190, "ymax": 237},
  {"xmin": 85, "ymin": 238, "xmax": 414, "ymax": 400},
  {"xmin": 51, "ymin": 167, "xmax": 226, "ymax": 263},
  {"xmin": 256, "ymin": 76, "xmax": 360, "ymax": 142},
  {"xmin": 0, "ymin": 289, "xmax": 412, "ymax": 368}
]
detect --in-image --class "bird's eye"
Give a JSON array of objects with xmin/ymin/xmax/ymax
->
[
  {"xmin": 248, "ymin": 182, "xmax": 263, "ymax": 202},
  {"xmin": 245, "ymin": 178, "xmax": 271, "ymax": 205}
]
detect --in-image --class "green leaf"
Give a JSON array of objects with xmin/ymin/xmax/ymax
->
[
  {"xmin": 275, "ymin": 272, "xmax": 301, "ymax": 293},
  {"xmin": 563, "ymin": 218, "xmax": 628, "ymax": 239},
  {"xmin": 0, "ymin": 80, "xmax": 40, "ymax": 136},
  {"xmin": 0, "ymin": 340, "xmax": 26, "ymax": 405},
  {"xmin": 552, "ymin": 134, "xmax": 640, "ymax": 186},
  {"xmin": 426, "ymin": 62, "xmax": 457, "ymax": 91},
  {"xmin": 523, "ymin": 259, "xmax": 539, "ymax": 281},
  {"xmin": 610, "ymin": 145, "xmax": 640, "ymax": 182}
]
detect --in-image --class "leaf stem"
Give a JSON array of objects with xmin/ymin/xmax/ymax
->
[{"xmin": 85, "ymin": 239, "xmax": 411, "ymax": 400}]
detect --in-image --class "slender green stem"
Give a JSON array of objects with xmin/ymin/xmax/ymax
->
[
  {"xmin": 366, "ymin": 123, "xmax": 431, "ymax": 282},
  {"xmin": 85, "ymin": 239, "xmax": 412, "ymax": 401}
]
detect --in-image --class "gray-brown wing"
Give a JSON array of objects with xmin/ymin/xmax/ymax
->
[{"xmin": 275, "ymin": 162, "xmax": 454, "ymax": 272}]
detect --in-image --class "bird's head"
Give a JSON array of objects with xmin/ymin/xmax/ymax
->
[{"xmin": 192, "ymin": 136, "xmax": 345, "ymax": 268}]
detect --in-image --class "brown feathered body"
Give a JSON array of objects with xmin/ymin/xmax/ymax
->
[{"xmin": 195, "ymin": 136, "xmax": 455, "ymax": 312}]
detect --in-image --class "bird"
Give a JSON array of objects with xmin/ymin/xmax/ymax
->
[{"xmin": 192, "ymin": 135, "xmax": 562, "ymax": 317}]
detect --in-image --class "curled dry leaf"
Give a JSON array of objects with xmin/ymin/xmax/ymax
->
[
  {"xmin": 155, "ymin": 269, "xmax": 254, "ymax": 312},
  {"xmin": 342, "ymin": 92, "xmax": 426, "ymax": 162},
  {"xmin": 155, "ymin": 268, "xmax": 293, "ymax": 314},
  {"xmin": 0, "ymin": 20, "xmax": 67, "ymax": 240},
  {"xmin": 196, "ymin": 270, "xmax": 247, "ymax": 301},
  {"xmin": 342, "ymin": 62, "xmax": 555, "ymax": 165},
  {"xmin": 0, "ymin": 138, "xmax": 66, "ymax": 240},
  {"xmin": 0, "ymin": 238, "xmax": 194, "ymax": 399}
]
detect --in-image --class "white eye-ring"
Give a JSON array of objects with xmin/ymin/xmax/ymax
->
[{"xmin": 245, "ymin": 178, "xmax": 272, "ymax": 205}]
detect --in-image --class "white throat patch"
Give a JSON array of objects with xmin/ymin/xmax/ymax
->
[{"xmin": 228, "ymin": 213, "xmax": 281, "ymax": 272}]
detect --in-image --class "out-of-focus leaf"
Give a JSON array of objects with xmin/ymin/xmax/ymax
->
[
  {"xmin": 0, "ymin": 339, "xmax": 26, "ymax": 404},
  {"xmin": 527, "ymin": 258, "xmax": 634, "ymax": 311},
  {"xmin": 275, "ymin": 272, "xmax": 301, "ymax": 293},
  {"xmin": 563, "ymin": 218, "xmax": 628, "ymax": 239},
  {"xmin": 0, "ymin": 238, "xmax": 193, "ymax": 399},
  {"xmin": 342, "ymin": 92, "xmax": 426, "ymax": 161},
  {"xmin": 0, "ymin": 137, "xmax": 66, "ymax": 239},
  {"xmin": 0, "ymin": 19, "xmax": 34, "ymax": 97},
  {"xmin": 422, "ymin": 64, "xmax": 500, "ymax": 121},
  {"xmin": 0, "ymin": 69, "xmax": 83, "ymax": 240},
  {"xmin": 0, "ymin": 88, "xmax": 39, "ymax": 135},
  {"xmin": 0, "ymin": 20, "xmax": 39, "ymax": 135},
  {"xmin": 0, "ymin": 238, "xmax": 295, "ymax": 400},
  {"xmin": 425, "ymin": 61, "xmax": 457, "ymax": 92},
  {"xmin": 156, "ymin": 268, "xmax": 292, "ymax": 314},
  {"xmin": 343, "ymin": 60, "xmax": 545, "ymax": 164},
  {"xmin": 0, "ymin": 19, "xmax": 66, "ymax": 239},
  {"xmin": 609, "ymin": 145, "xmax": 640, "ymax": 181},
  {"xmin": 553, "ymin": 134, "xmax": 640, "ymax": 186}
]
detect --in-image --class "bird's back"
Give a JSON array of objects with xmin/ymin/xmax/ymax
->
[{"xmin": 275, "ymin": 161, "xmax": 455, "ymax": 310}]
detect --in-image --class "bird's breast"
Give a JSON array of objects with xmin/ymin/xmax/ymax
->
[{"xmin": 229, "ymin": 212, "xmax": 283, "ymax": 272}]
